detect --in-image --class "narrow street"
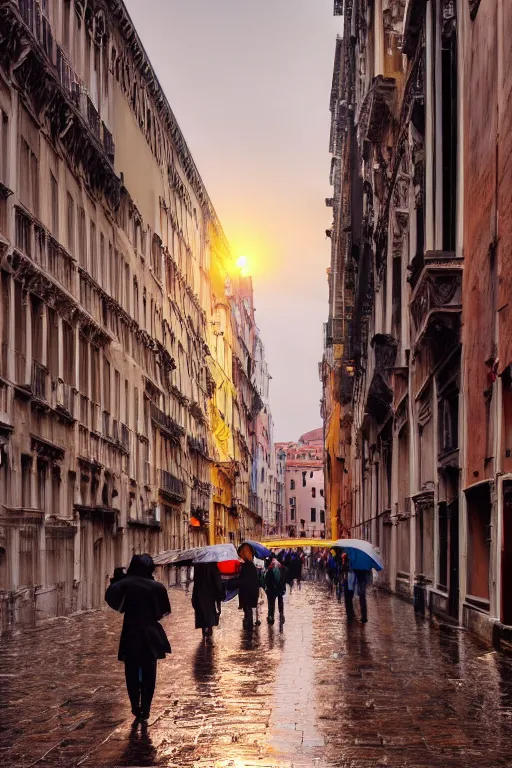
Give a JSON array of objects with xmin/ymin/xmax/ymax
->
[{"xmin": 1, "ymin": 583, "xmax": 512, "ymax": 768}]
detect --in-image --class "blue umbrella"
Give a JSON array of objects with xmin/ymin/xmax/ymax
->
[
  {"xmin": 242, "ymin": 540, "xmax": 273, "ymax": 560},
  {"xmin": 331, "ymin": 539, "xmax": 383, "ymax": 571}
]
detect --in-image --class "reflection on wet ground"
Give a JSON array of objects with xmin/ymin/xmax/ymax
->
[{"xmin": 1, "ymin": 583, "xmax": 512, "ymax": 767}]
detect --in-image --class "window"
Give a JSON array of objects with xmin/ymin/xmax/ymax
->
[
  {"xmin": 320, "ymin": 510, "xmax": 325, "ymax": 524},
  {"xmin": 310, "ymin": 471, "xmax": 314, "ymax": 478},
  {"xmin": 103, "ymin": 357, "xmax": 111, "ymax": 412},
  {"xmin": 21, "ymin": 454, "xmax": 32, "ymax": 508},
  {"xmin": 67, "ymin": 194, "xmax": 74, "ymax": 254},
  {"xmin": 261, "ymin": 467, "xmax": 265, "ymax": 483},
  {"xmin": 91, "ymin": 345, "xmax": 100, "ymax": 404},
  {"xmin": 302, "ymin": 471, "xmax": 306, "ymax": 487},
  {"xmin": 125, "ymin": 379, "xmax": 129, "ymax": 425},
  {"xmin": 50, "ymin": 172, "xmax": 58, "ymax": 237},
  {"xmin": 291, "ymin": 508, "xmax": 295, "ymax": 521},
  {"xmin": 19, "ymin": 137, "xmax": 39, "ymax": 215},
  {"xmin": 62, "ymin": 321, "xmax": 74, "ymax": 385},
  {"xmin": 125, "ymin": 263, "xmax": 130, "ymax": 310},
  {"xmin": 63, "ymin": 0, "xmax": 71, "ymax": 51},
  {"xmin": 311, "ymin": 508, "xmax": 316, "ymax": 523},
  {"xmin": 47, "ymin": 307, "xmax": 59, "ymax": 379},
  {"xmin": 0, "ymin": 109, "xmax": 8, "ymax": 185},
  {"xmin": 37, "ymin": 459, "xmax": 47, "ymax": 513},
  {"xmin": 320, "ymin": 488, "xmax": 324, "ymax": 498},
  {"xmin": 100, "ymin": 233, "xmax": 105, "ymax": 286},
  {"xmin": 78, "ymin": 207, "xmax": 87, "ymax": 267},
  {"xmin": 114, "ymin": 370, "xmax": 121, "ymax": 419},
  {"xmin": 90, "ymin": 222, "xmax": 97, "ymax": 280},
  {"xmin": 312, "ymin": 487, "xmax": 316, "ymax": 498},
  {"xmin": 290, "ymin": 479, "xmax": 295, "ymax": 490},
  {"xmin": 79, "ymin": 335, "xmax": 89, "ymax": 397}
]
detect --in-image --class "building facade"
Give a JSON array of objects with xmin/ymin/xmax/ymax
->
[
  {"xmin": 321, "ymin": 0, "xmax": 512, "ymax": 643},
  {"xmin": 0, "ymin": 0, "xmax": 273, "ymax": 631},
  {"xmin": 277, "ymin": 429, "xmax": 326, "ymax": 539}
]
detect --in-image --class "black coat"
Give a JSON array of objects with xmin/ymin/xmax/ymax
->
[
  {"xmin": 192, "ymin": 563, "xmax": 225, "ymax": 629},
  {"xmin": 105, "ymin": 575, "xmax": 171, "ymax": 662},
  {"xmin": 226, "ymin": 560, "xmax": 260, "ymax": 609}
]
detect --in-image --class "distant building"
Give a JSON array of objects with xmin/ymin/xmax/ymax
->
[{"xmin": 276, "ymin": 429, "xmax": 326, "ymax": 539}]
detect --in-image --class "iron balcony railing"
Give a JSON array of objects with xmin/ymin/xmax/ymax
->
[
  {"xmin": 159, "ymin": 470, "xmax": 186, "ymax": 502},
  {"xmin": 15, "ymin": 2, "xmax": 115, "ymax": 165},
  {"xmin": 151, "ymin": 403, "xmax": 184, "ymax": 445}
]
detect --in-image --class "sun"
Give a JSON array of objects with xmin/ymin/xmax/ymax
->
[{"xmin": 236, "ymin": 255, "xmax": 250, "ymax": 276}]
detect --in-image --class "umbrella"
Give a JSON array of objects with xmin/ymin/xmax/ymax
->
[
  {"xmin": 331, "ymin": 539, "xmax": 383, "ymax": 571},
  {"xmin": 153, "ymin": 543, "xmax": 239, "ymax": 566},
  {"xmin": 242, "ymin": 540, "xmax": 274, "ymax": 559}
]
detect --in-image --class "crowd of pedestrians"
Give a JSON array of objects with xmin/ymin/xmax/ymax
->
[{"xmin": 105, "ymin": 542, "xmax": 371, "ymax": 728}]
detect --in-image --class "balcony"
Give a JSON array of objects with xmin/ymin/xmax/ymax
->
[
  {"xmin": 365, "ymin": 334, "xmax": 398, "ymax": 424},
  {"xmin": 159, "ymin": 470, "xmax": 186, "ymax": 503},
  {"xmin": 187, "ymin": 435, "xmax": 210, "ymax": 460},
  {"xmin": 102, "ymin": 122, "xmax": 115, "ymax": 163},
  {"xmin": 10, "ymin": 2, "xmax": 117, "ymax": 178},
  {"xmin": 31, "ymin": 360, "xmax": 48, "ymax": 401},
  {"xmin": 151, "ymin": 403, "xmax": 184, "ymax": 446},
  {"xmin": 86, "ymin": 96, "xmax": 101, "ymax": 139},
  {"xmin": 56, "ymin": 382, "xmax": 76, "ymax": 421},
  {"xmin": 410, "ymin": 252, "xmax": 463, "ymax": 353},
  {"xmin": 15, "ymin": 209, "xmax": 76, "ymax": 295},
  {"xmin": 15, "ymin": 207, "xmax": 32, "ymax": 256}
]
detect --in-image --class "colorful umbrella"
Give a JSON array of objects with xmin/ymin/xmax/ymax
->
[
  {"xmin": 331, "ymin": 539, "xmax": 383, "ymax": 571},
  {"xmin": 242, "ymin": 540, "xmax": 274, "ymax": 559}
]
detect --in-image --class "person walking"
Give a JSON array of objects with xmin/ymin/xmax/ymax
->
[
  {"xmin": 341, "ymin": 553, "xmax": 356, "ymax": 620},
  {"xmin": 226, "ymin": 542, "xmax": 260, "ymax": 630},
  {"xmin": 192, "ymin": 562, "xmax": 225, "ymax": 644},
  {"xmin": 264, "ymin": 556, "xmax": 286, "ymax": 625},
  {"xmin": 354, "ymin": 569, "xmax": 370, "ymax": 623},
  {"xmin": 105, "ymin": 554, "xmax": 171, "ymax": 725}
]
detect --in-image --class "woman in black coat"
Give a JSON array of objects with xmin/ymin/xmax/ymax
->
[
  {"xmin": 105, "ymin": 554, "xmax": 171, "ymax": 724},
  {"xmin": 192, "ymin": 563, "xmax": 225, "ymax": 643},
  {"xmin": 226, "ymin": 542, "xmax": 260, "ymax": 630}
]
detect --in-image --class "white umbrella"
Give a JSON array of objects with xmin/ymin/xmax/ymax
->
[{"xmin": 153, "ymin": 543, "xmax": 239, "ymax": 567}]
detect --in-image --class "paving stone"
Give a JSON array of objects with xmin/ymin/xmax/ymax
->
[{"xmin": 1, "ymin": 583, "xmax": 512, "ymax": 766}]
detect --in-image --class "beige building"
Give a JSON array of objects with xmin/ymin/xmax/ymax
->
[{"xmin": 0, "ymin": 0, "xmax": 272, "ymax": 631}]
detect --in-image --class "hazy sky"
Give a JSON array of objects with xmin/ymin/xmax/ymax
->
[{"xmin": 124, "ymin": 0, "xmax": 339, "ymax": 441}]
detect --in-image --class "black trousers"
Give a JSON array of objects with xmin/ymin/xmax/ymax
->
[
  {"xmin": 344, "ymin": 588, "xmax": 355, "ymax": 619},
  {"xmin": 124, "ymin": 658, "xmax": 157, "ymax": 717},
  {"xmin": 344, "ymin": 586, "xmax": 368, "ymax": 622},
  {"xmin": 267, "ymin": 593, "xmax": 284, "ymax": 620},
  {"xmin": 242, "ymin": 606, "xmax": 254, "ymax": 628}
]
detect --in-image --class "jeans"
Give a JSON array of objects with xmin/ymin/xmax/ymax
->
[
  {"xmin": 124, "ymin": 658, "xmax": 157, "ymax": 717},
  {"xmin": 267, "ymin": 593, "xmax": 284, "ymax": 620}
]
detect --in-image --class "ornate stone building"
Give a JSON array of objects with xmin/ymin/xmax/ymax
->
[
  {"xmin": 321, "ymin": 0, "xmax": 512, "ymax": 644},
  {"xmin": 0, "ymin": 0, "xmax": 273, "ymax": 631}
]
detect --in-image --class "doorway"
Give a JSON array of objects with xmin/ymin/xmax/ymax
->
[
  {"xmin": 502, "ymin": 482, "xmax": 512, "ymax": 626},
  {"xmin": 448, "ymin": 500, "xmax": 459, "ymax": 618}
]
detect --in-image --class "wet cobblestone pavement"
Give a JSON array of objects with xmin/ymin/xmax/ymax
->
[{"xmin": 2, "ymin": 584, "xmax": 512, "ymax": 768}]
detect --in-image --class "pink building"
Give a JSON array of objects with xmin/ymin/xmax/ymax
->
[{"xmin": 276, "ymin": 429, "xmax": 326, "ymax": 539}]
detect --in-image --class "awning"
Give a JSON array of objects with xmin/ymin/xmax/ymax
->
[{"xmin": 261, "ymin": 538, "xmax": 337, "ymax": 549}]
